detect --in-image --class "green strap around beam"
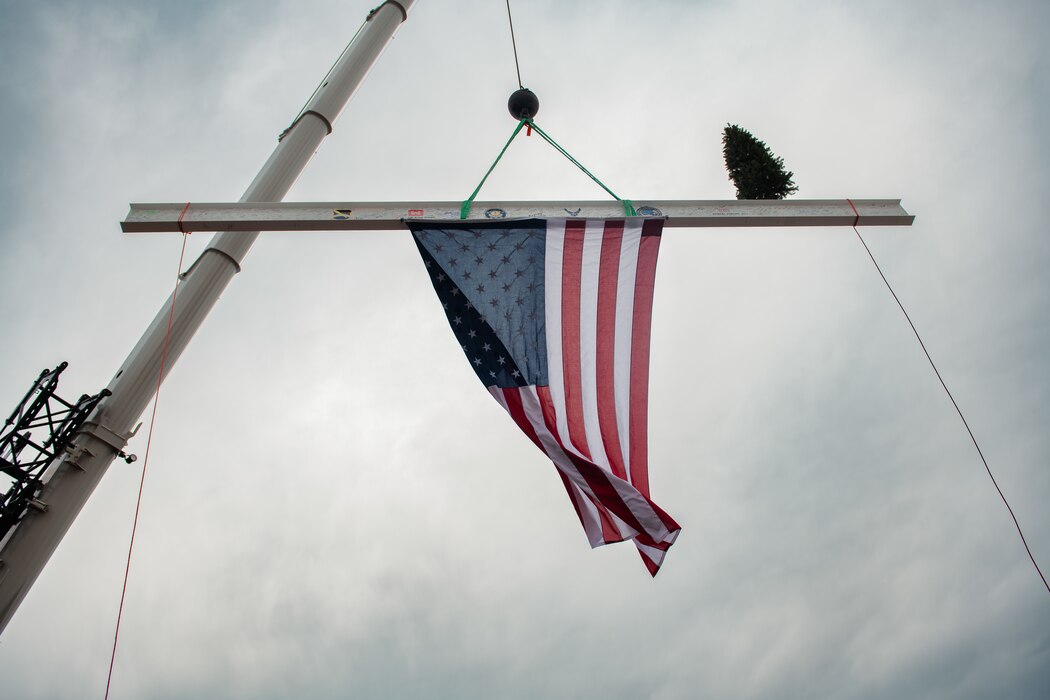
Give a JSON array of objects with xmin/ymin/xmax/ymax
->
[{"xmin": 460, "ymin": 119, "xmax": 636, "ymax": 219}]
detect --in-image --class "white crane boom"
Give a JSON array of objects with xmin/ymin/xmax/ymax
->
[{"xmin": 0, "ymin": 0, "xmax": 418, "ymax": 635}]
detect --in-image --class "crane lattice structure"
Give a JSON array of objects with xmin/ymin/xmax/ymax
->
[{"xmin": 0, "ymin": 364, "xmax": 116, "ymax": 545}]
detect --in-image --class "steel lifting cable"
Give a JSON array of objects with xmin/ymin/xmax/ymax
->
[
  {"xmin": 846, "ymin": 200, "xmax": 1049, "ymax": 594},
  {"xmin": 456, "ymin": 1, "xmax": 637, "ymax": 218},
  {"xmin": 104, "ymin": 218, "xmax": 192, "ymax": 698},
  {"xmin": 505, "ymin": 0, "xmax": 523, "ymax": 89}
]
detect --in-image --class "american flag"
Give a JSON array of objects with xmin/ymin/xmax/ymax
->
[{"xmin": 409, "ymin": 218, "xmax": 680, "ymax": 575}]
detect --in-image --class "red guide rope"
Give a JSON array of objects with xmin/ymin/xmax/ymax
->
[{"xmin": 104, "ymin": 228, "xmax": 191, "ymax": 698}]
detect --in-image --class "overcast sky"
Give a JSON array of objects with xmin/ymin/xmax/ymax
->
[{"xmin": 1, "ymin": 0, "xmax": 1048, "ymax": 697}]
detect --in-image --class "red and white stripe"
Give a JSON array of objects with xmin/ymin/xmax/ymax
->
[{"xmin": 488, "ymin": 218, "xmax": 679, "ymax": 576}]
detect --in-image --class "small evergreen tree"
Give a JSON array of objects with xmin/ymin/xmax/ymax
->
[{"xmin": 722, "ymin": 124, "xmax": 798, "ymax": 200}]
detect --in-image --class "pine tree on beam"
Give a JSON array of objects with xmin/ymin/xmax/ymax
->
[{"xmin": 722, "ymin": 124, "xmax": 799, "ymax": 200}]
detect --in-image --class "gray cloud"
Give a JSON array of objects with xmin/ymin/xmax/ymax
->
[{"xmin": 1, "ymin": 0, "xmax": 1048, "ymax": 697}]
